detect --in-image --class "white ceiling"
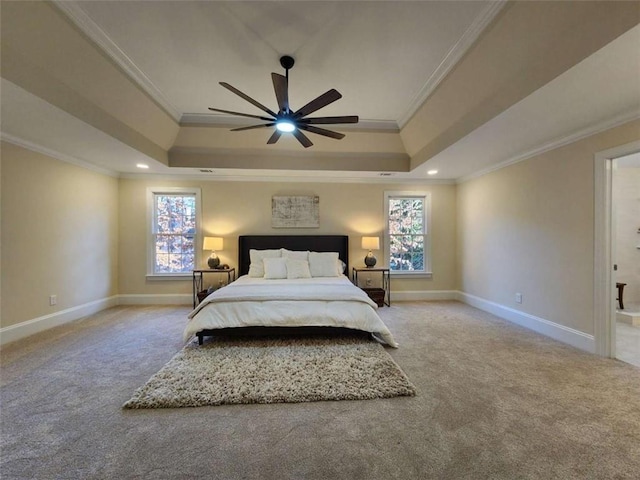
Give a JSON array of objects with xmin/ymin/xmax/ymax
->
[
  {"xmin": 1, "ymin": 1, "xmax": 639, "ymax": 181},
  {"xmin": 64, "ymin": 0, "xmax": 493, "ymax": 126},
  {"xmin": 420, "ymin": 24, "xmax": 640, "ymax": 179}
]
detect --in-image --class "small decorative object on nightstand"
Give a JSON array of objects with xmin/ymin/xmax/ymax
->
[
  {"xmin": 203, "ymin": 236, "xmax": 223, "ymax": 269},
  {"xmin": 362, "ymin": 236, "xmax": 380, "ymax": 268}
]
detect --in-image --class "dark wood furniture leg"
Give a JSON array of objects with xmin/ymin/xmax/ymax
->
[{"xmin": 616, "ymin": 282, "xmax": 627, "ymax": 310}]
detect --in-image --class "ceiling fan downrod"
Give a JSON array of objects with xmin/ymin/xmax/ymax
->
[{"xmin": 279, "ymin": 55, "xmax": 295, "ymax": 82}]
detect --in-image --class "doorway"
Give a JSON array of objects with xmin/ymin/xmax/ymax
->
[
  {"xmin": 594, "ymin": 140, "xmax": 640, "ymax": 363},
  {"xmin": 613, "ymin": 152, "xmax": 640, "ymax": 366}
]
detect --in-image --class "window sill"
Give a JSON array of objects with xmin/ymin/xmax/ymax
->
[
  {"xmin": 146, "ymin": 274, "xmax": 191, "ymax": 281},
  {"xmin": 390, "ymin": 271, "xmax": 433, "ymax": 279}
]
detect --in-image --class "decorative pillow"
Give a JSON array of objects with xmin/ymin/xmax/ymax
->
[
  {"xmin": 281, "ymin": 248, "xmax": 309, "ymax": 261},
  {"xmin": 309, "ymin": 251, "xmax": 341, "ymax": 277},
  {"xmin": 263, "ymin": 257, "xmax": 288, "ymax": 279},
  {"xmin": 286, "ymin": 258, "xmax": 312, "ymax": 279},
  {"xmin": 248, "ymin": 249, "xmax": 281, "ymax": 277}
]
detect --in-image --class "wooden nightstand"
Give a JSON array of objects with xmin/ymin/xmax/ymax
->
[
  {"xmin": 352, "ymin": 267, "xmax": 390, "ymax": 306},
  {"xmin": 192, "ymin": 268, "xmax": 236, "ymax": 307}
]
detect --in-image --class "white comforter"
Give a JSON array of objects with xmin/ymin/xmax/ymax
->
[{"xmin": 184, "ymin": 275, "xmax": 398, "ymax": 347}]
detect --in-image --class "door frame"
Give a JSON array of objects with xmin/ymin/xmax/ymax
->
[{"xmin": 594, "ymin": 140, "xmax": 640, "ymax": 357}]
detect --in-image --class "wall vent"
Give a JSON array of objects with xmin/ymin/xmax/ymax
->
[
  {"xmin": 199, "ymin": 169, "xmax": 214, "ymax": 173},
  {"xmin": 379, "ymin": 172, "xmax": 394, "ymax": 176}
]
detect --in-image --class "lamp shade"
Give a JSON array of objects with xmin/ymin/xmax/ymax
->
[
  {"xmin": 361, "ymin": 236, "xmax": 380, "ymax": 251},
  {"xmin": 203, "ymin": 236, "xmax": 223, "ymax": 251}
]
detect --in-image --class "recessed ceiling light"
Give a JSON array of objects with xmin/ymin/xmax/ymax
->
[
  {"xmin": 136, "ymin": 163, "xmax": 149, "ymax": 169},
  {"xmin": 427, "ymin": 169, "xmax": 438, "ymax": 175}
]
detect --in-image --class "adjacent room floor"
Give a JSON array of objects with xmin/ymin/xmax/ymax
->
[
  {"xmin": 1, "ymin": 302, "xmax": 639, "ymax": 480},
  {"xmin": 617, "ymin": 302, "xmax": 640, "ymax": 367}
]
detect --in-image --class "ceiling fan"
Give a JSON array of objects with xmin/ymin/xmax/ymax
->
[{"xmin": 208, "ymin": 56, "xmax": 359, "ymax": 148}]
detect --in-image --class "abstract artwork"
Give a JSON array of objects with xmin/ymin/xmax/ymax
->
[{"xmin": 272, "ymin": 196, "xmax": 319, "ymax": 228}]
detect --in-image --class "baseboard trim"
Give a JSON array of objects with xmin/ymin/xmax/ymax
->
[
  {"xmin": 392, "ymin": 290, "xmax": 458, "ymax": 302},
  {"xmin": 0, "ymin": 296, "xmax": 119, "ymax": 346},
  {"xmin": 457, "ymin": 291, "xmax": 595, "ymax": 353},
  {"xmin": 117, "ymin": 294, "xmax": 192, "ymax": 305},
  {"xmin": 1, "ymin": 290, "xmax": 594, "ymax": 353}
]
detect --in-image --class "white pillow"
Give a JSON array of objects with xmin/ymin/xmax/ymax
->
[
  {"xmin": 248, "ymin": 249, "xmax": 281, "ymax": 277},
  {"xmin": 263, "ymin": 257, "xmax": 288, "ymax": 279},
  {"xmin": 281, "ymin": 248, "xmax": 309, "ymax": 261},
  {"xmin": 309, "ymin": 251, "xmax": 341, "ymax": 277},
  {"xmin": 286, "ymin": 258, "xmax": 312, "ymax": 279}
]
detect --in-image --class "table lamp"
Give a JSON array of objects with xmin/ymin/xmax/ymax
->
[
  {"xmin": 362, "ymin": 236, "xmax": 380, "ymax": 268},
  {"xmin": 203, "ymin": 236, "xmax": 223, "ymax": 269}
]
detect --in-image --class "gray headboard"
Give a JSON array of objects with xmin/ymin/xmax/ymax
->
[{"xmin": 238, "ymin": 235, "xmax": 349, "ymax": 277}]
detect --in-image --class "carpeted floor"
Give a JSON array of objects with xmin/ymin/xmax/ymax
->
[
  {"xmin": 123, "ymin": 335, "xmax": 415, "ymax": 408},
  {"xmin": 1, "ymin": 301, "xmax": 640, "ymax": 479}
]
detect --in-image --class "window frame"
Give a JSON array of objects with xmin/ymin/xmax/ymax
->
[
  {"xmin": 146, "ymin": 187, "xmax": 202, "ymax": 279},
  {"xmin": 384, "ymin": 191, "xmax": 432, "ymax": 277}
]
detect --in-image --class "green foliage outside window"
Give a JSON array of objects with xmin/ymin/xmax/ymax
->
[{"xmin": 388, "ymin": 197, "xmax": 425, "ymax": 271}]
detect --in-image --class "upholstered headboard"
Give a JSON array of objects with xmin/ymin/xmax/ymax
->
[{"xmin": 238, "ymin": 235, "xmax": 349, "ymax": 277}]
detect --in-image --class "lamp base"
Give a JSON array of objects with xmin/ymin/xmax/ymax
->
[
  {"xmin": 207, "ymin": 255, "xmax": 220, "ymax": 269},
  {"xmin": 364, "ymin": 254, "xmax": 377, "ymax": 268}
]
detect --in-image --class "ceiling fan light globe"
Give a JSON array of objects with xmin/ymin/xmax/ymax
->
[{"xmin": 276, "ymin": 121, "xmax": 296, "ymax": 133}]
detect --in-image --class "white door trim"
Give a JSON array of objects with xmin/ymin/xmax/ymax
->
[{"xmin": 594, "ymin": 140, "xmax": 640, "ymax": 357}]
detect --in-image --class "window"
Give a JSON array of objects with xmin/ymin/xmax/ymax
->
[
  {"xmin": 384, "ymin": 191, "xmax": 431, "ymax": 275},
  {"xmin": 147, "ymin": 187, "xmax": 201, "ymax": 277}
]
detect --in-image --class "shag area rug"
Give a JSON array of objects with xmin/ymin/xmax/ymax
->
[{"xmin": 123, "ymin": 335, "xmax": 416, "ymax": 408}]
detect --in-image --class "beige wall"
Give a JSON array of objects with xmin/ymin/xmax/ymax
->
[
  {"xmin": 615, "ymin": 166, "xmax": 640, "ymax": 306},
  {"xmin": 0, "ymin": 142, "xmax": 119, "ymax": 329},
  {"xmin": 456, "ymin": 120, "xmax": 640, "ymax": 336},
  {"xmin": 118, "ymin": 178, "xmax": 457, "ymax": 295}
]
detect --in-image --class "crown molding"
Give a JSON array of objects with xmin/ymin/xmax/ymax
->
[
  {"xmin": 52, "ymin": 0, "xmax": 182, "ymax": 122},
  {"xmin": 0, "ymin": 132, "xmax": 119, "ymax": 178},
  {"xmin": 456, "ymin": 110, "xmax": 640, "ymax": 184},
  {"xmin": 179, "ymin": 114, "xmax": 399, "ymax": 132},
  {"xmin": 397, "ymin": 1, "xmax": 507, "ymax": 128},
  {"xmin": 119, "ymin": 170, "xmax": 455, "ymax": 185}
]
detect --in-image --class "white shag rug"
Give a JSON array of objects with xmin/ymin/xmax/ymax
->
[{"xmin": 123, "ymin": 335, "xmax": 416, "ymax": 408}]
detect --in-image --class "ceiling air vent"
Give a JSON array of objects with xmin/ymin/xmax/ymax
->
[
  {"xmin": 379, "ymin": 172, "xmax": 394, "ymax": 177},
  {"xmin": 199, "ymin": 169, "xmax": 214, "ymax": 173}
]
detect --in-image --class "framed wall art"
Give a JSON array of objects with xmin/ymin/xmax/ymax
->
[{"xmin": 271, "ymin": 195, "xmax": 319, "ymax": 228}]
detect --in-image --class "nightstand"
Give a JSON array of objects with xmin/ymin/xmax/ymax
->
[
  {"xmin": 192, "ymin": 268, "xmax": 236, "ymax": 308},
  {"xmin": 352, "ymin": 267, "xmax": 390, "ymax": 306}
]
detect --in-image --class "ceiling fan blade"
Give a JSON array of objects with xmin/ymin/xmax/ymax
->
[
  {"xmin": 298, "ymin": 124, "xmax": 345, "ymax": 140},
  {"xmin": 219, "ymin": 82, "xmax": 278, "ymax": 117},
  {"xmin": 267, "ymin": 130, "xmax": 282, "ymax": 144},
  {"xmin": 300, "ymin": 115, "xmax": 359, "ymax": 125},
  {"xmin": 230, "ymin": 123, "xmax": 274, "ymax": 132},
  {"xmin": 292, "ymin": 129, "xmax": 313, "ymax": 148},
  {"xmin": 208, "ymin": 107, "xmax": 273, "ymax": 122},
  {"xmin": 293, "ymin": 89, "xmax": 342, "ymax": 118},
  {"xmin": 271, "ymin": 73, "xmax": 289, "ymax": 114}
]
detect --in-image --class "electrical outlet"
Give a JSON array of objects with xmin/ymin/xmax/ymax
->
[
  {"xmin": 515, "ymin": 293, "xmax": 522, "ymax": 304},
  {"xmin": 49, "ymin": 295, "xmax": 57, "ymax": 306}
]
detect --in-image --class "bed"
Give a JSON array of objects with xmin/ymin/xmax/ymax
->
[{"xmin": 183, "ymin": 235, "xmax": 398, "ymax": 347}]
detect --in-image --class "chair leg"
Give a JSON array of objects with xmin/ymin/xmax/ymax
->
[{"xmin": 616, "ymin": 283, "xmax": 625, "ymax": 310}]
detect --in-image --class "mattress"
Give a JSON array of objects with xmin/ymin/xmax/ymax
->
[{"xmin": 184, "ymin": 275, "xmax": 398, "ymax": 347}]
